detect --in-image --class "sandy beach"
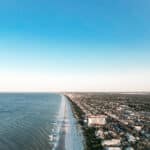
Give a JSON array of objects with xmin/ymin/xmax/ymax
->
[{"xmin": 56, "ymin": 95, "xmax": 84, "ymax": 150}]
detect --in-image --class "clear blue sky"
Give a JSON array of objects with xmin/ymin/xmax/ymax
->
[{"xmin": 0, "ymin": 0, "xmax": 150, "ymax": 91}]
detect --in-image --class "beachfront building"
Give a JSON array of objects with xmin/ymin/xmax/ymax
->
[{"xmin": 87, "ymin": 115, "xmax": 107, "ymax": 127}]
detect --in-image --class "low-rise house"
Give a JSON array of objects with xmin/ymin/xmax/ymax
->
[
  {"xmin": 95, "ymin": 129, "xmax": 104, "ymax": 139},
  {"xmin": 124, "ymin": 147, "xmax": 134, "ymax": 150},
  {"xmin": 134, "ymin": 126, "xmax": 142, "ymax": 131},
  {"xmin": 126, "ymin": 133, "xmax": 136, "ymax": 143},
  {"xmin": 104, "ymin": 146, "xmax": 121, "ymax": 150}
]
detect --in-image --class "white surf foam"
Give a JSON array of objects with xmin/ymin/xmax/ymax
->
[{"xmin": 51, "ymin": 95, "xmax": 66, "ymax": 150}]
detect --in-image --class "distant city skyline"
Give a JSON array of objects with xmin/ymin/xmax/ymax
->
[{"xmin": 0, "ymin": 0, "xmax": 150, "ymax": 92}]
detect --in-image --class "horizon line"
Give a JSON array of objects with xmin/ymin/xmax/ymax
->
[{"xmin": 0, "ymin": 91, "xmax": 150, "ymax": 93}]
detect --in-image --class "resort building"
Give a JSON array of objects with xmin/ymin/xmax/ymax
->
[
  {"xmin": 102, "ymin": 139, "xmax": 121, "ymax": 146},
  {"xmin": 87, "ymin": 115, "xmax": 107, "ymax": 127}
]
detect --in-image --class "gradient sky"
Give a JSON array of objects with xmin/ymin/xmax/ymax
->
[{"xmin": 0, "ymin": 0, "xmax": 150, "ymax": 92}]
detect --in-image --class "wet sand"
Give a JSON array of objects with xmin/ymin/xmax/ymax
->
[
  {"xmin": 55, "ymin": 126, "xmax": 66, "ymax": 150},
  {"xmin": 56, "ymin": 95, "xmax": 84, "ymax": 150}
]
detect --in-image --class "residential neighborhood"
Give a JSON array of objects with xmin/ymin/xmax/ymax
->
[{"xmin": 65, "ymin": 93, "xmax": 150, "ymax": 150}]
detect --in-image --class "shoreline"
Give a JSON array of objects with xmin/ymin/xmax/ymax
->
[
  {"xmin": 65, "ymin": 95, "xmax": 102, "ymax": 150},
  {"xmin": 55, "ymin": 121, "xmax": 66, "ymax": 150},
  {"xmin": 56, "ymin": 95, "xmax": 84, "ymax": 150}
]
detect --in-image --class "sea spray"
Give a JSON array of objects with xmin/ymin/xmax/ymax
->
[{"xmin": 51, "ymin": 95, "xmax": 66, "ymax": 150}]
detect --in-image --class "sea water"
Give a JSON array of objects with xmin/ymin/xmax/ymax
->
[{"xmin": 0, "ymin": 93, "xmax": 84, "ymax": 150}]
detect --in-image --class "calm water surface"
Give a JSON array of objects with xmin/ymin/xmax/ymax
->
[{"xmin": 0, "ymin": 93, "xmax": 62, "ymax": 150}]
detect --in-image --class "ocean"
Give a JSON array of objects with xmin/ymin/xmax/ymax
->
[{"xmin": 0, "ymin": 93, "xmax": 84, "ymax": 150}]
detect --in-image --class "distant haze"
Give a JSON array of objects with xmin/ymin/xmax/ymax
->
[{"xmin": 0, "ymin": 71, "xmax": 150, "ymax": 92}]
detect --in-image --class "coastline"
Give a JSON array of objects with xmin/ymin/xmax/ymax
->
[
  {"xmin": 65, "ymin": 95, "xmax": 102, "ymax": 150},
  {"xmin": 55, "ymin": 123, "xmax": 66, "ymax": 150},
  {"xmin": 56, "ymin": 95, "xmax": 84, "ymax": 150},
  {"xmin": 54, "ymin": 94, "xmax": 66, "ymax": 150}
]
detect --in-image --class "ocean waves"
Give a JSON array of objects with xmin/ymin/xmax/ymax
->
[{"xmin": 0, "ymin": 93, "xmax": 61, "ymax": 150}]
